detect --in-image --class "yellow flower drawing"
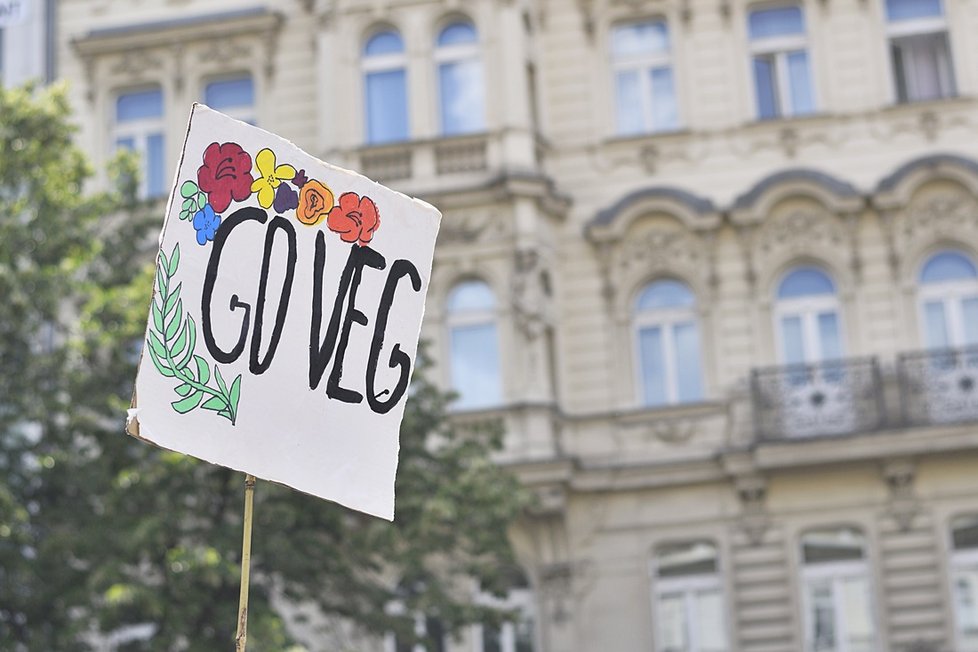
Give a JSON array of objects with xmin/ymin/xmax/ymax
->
[{"xmin": 250, "ymin": 148, "xmax": 296, "ymax": 209}]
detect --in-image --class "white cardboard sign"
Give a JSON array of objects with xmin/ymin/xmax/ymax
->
[{"xmin": 128, "ymin": 105, "xmax": 440, "ymax": 520}]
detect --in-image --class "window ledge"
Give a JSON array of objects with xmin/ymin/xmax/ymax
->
[
  {"xmin": 602, "ymin": 128, "xmax": 693, "ymax": 148},
  {"xmin": 882, "ymin": 94, "xmax": 974, "ymax": 113}
]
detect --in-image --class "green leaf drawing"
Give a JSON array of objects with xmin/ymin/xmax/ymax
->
[
  {"xmin": 146, "ymin": 244, "xmax": 242, "ymax": 424},
  {"xmin": 178, "ymin": 181, "xmax": 207, "ymax": 221}
]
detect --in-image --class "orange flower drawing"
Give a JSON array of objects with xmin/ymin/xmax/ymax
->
[
  {"xmin": 327, "ymin": 192, "xmax": 380, "ymax": 246},
  {"xmin": 296, "ymin": 179, "xmax": 335, "ymax": 226}
]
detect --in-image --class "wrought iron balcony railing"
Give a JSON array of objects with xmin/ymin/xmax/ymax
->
[
  {"xmin": 751, "ymin": 357, "xmax": 885, "ymax": 440},
  {"xmin": 897, "ymin": 346, "xmax": 978, "ymax": 427}
]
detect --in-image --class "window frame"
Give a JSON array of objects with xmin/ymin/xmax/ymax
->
[
  {"xmin": 950, "ymin": 517, "xmax": 978, "ymax": 652},
  {"xmin": 434, "ymin": 19, "xmax": 486, "ymax": 136},
  {"xmin": 473, "ymin": 586, "xmax": 537, "ymax": 652},
  {"xmin": 609, "ymin": 18, "xmax": 680, "ymax": 136},
  {"xmin": 632, "ymin": 280, "xmax": 704, "ymax": 407},
  {"xmin": 650, "ymin": 543, "xmax": 728, "ymax": 652},
  {"xmin": 747, "ymin": 5, "xmax": 816, "ymax": 120},
  {"xmin": 112, "ymin": 86, "xmax": 166, "ymax": 200},
  {"xmin": 800, "ymin": 559, "xmax": 877, "ymax": 652},
  {"xmin": 917, "ymin": 251, "xmax": 978, "ymax": 349},
  {"xmin": 444, "ymin": 280, "xmax": 503, "ymax": 410},
  {"xmin": 773, "ymin": 268, "xmax": 844, "ymax": 365},
  {"xmin": 883, "ymin": 0, "xmax": 956, "ymax": 103},
  {"xmin": 362, "ymin": 28, "xmax": 410, "ymax": 144},
  {"xmin": 202, "ymin": 73, "xmax": 256, "ymax": 125}
]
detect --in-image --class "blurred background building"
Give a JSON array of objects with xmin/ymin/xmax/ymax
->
[{"xmin": 25, "ymin": 0, "xmax": 978, "ymax": 649}]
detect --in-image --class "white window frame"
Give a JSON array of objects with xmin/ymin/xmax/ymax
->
[
  {"xmin": 610, "ymin": 19, "xmax": 678, "ymax": 134},
  {"xmin": 800, "ymin": 560, "xmax": 877, "ymax": 652},
  {"xmin": 774, "ymin": 293, "xmax": 844, "ymax": 364},
  {"xmin": 362, "ymin": 31, "xmax": 409, "ymax": 144},
  {"xmin": 633, "ymin": 300, "xmax": 702, "ymax": 406},
  {"xmin": 434, "ymin": 22, "xmax": 485, "ymax": 136},
  {"xmin": 951, "ymin": 539, "xmax": 978, "ymax": 651},
  {"xmin": 444, "ymin": 283, "xmax": 503, "ymax": 410},
  {"xmin": 884, "ymin": 0, "xmax": 955, "ymax": 103},
  {"xmin": 202, "ymin": 74, "xmax": 256, "ymax": 125},
  {"xmin": 384, "ymin": 603, "xmax": 445, "ymax": 652},
  {"xmin": 473, "ymin": 587, "xmax": 536, "ymax": 652},
  {"xmin": 919, "ymin": 278, "xmax": 978, "ymax": 348},
  {"xmin": 651, "ymin": 570, "xmax": 728, "ymax": 652},
  {"xmin": 748, "ymin": 7, "xmax": 815, "ymax": 119},
  {"xmin": 112, "ymin": 87, "xmax": 165, "ymax": 200}
]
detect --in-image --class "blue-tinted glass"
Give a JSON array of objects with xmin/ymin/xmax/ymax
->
[
  {"xmin": 439, "ymin": 59, "xmax": 485, "ymax": 135},
  {"xmin": 438, "ymin": 21, "xmax": 477, "ymax": 47},
  {"xmin": 116, "ymin": 89, "xmax": 163, "ymax": 122},
  {"xmin": 205, "ymin": 77, "xmax": 254, "ymax": 109},
  {"xmin": 778, "ymin": 268, "xmax": 836, "ymax": 299},
  {"xmin": 781, "ymin": 316, "xmax": 805, "ymax": 364},
  {"xmin": 366, "ymin": 69, "xmax": 408, "ymax": 143},
  {"xmin": 364, "ymin": 30, "xmax": 404, "ymax": 56},
  {"xmin": 749, "ymin": 6, "xmax": 805, "ymax": 39},
  {"xmin": 637, "ymin": 280, "xmax": 695, "ymax": 310},
  {"xmin": 674, "ymin": 321, "xmax": 704, "ymax": 402},
  {"xmin": 964, "ymin": 298, "xmax": 978, "ymax": 346},
  {"xmin": 447, "ymin": 281, "xmax": 495, "ymax": 312},
  {"xmin": 650, "ymin": 67, "xmax": 678, "ymax": 130},
  {"xmin": 450, "ymin": 323, "xmax": 501, "ymax": 409},
  {"xmin": 886, "ymin": 0, "xmax": 943, "ymax": 21},
  {"xmin": 146, "ymin": 132, "xmax": 165, "ymax": 198},
  {"xmin": 639, "ymin": 326, "xmax": 668, "ymax": 406},
  {"xmin": 921, "ymin": 251, "xmax": 978, "ymax": 283},
  {"xmin": 788, "ymin": 51, "xmax": 815, "ymax": 114},
  {"xmin": 611, "ymin": 21, "xmax": 669, "ymax": 57},
  {"xmin": 924, "ymin": 301, "xmax": 950, "ymax": 349},
  {"xmin": 817, "ymin": 312, "xmax": 842, "ymax": 360},
  {"xmin": 615, "ymin": 70, "xmax": 644, "ymax": 135},
  {"xmin": 115, "ymin": 137, "xmax": 135, "ymax": 151},
  {"xmin": 753, "ymin": 57, "xmax": 779, "ymax": 120}
]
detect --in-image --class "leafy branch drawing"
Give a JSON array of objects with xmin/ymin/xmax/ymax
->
[
  {"xmin": 178, "ymin": 181, "xmax": 208, "ymax": 221},
  {"xmin": 146, "ymin": 244, "xmax": 242, "ymax": 424}
]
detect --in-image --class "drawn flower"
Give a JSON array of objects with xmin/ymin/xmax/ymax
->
[
  {"xmin": 273, "ymin": 183, "xmax": 299, "ymax": 213},
  {"xmin": 197, "ymin": 142, "xmax": 253, "ymax": 213},
  {"xmin": 296, "ymin": 179, "xmax": 335, "ymax": 226},
  {"xmin": 193, "ymin": 204, "xmax": 221, "ymax": 245},
  {"xmin": 250, "ymin": 148, "xmax": 296, "ymax": 209},
  {"xmin": 327, "ymin": 192, "xmax": 380, "ymax": 246},
  {"xmin": 292, "ymin": 169, "xmax": 309, "ymax": 189}
]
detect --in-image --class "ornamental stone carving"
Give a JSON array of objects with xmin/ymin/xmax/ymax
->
[
  {"xmin": 898, "ymin": 192, "xmax": 978, "ymax": 245},
  {"xmin": 754, "ymin": 209, "xmax": 847, "ymax": 261},
  {"xmin": 613, "ymin": 226, "xmax": 708, "ymax": 285}
]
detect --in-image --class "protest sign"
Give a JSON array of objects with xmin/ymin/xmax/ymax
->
[{"xmin": 128, "ymin": 105, "xmax": 440, "ymax": 521}]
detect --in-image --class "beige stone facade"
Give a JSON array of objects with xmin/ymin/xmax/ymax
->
[{"xmin": 51, "ymin": 0, "xmax": 978, "ymax": 650}]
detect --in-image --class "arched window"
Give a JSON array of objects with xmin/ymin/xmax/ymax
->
[
  {"xmin": 775, "ymin": 267, "xmax": 843, "ymax": 364},
  {"xmin": 918, "ymin": 250, "xmax": 978, "ymax": 349},
  {"xmin": 800, "ymin": 527, "xmax": 876, "ymax": 652},
  {"xmin": 204, "ymin": 75, "xmax": 255, "ymax": 124},
  {"xmin": 435, "ymin": 20, "xmax": 485, "ymax": 135},
  {"xmin": 651, "ymin": 542, "xmax": 728, "ymax": 652},
  {"xmin": 446, "ymin": 280, "xmax": 502, "ymax": 409},
  {"xmin": 950, "ymin": 515, "xmax": 978, "ymax": 651},
  {"xmin": 634, "ymin": 280, "xmax": 704, "ymax": 407},
  {"xmin": 363, "ymin": 29, "xmax": 409, "ymax": 144},
  {"xmin": 113, "ymin": 86, "xmax": 165, "ymax": 199}
]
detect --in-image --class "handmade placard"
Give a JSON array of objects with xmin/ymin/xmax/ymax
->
[{"xmin": 128, "ymin": 105, "xmax": 440, "ymax": 520}]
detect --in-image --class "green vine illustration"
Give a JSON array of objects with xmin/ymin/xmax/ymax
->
[
  {"xmin": 178, "ymin": 180, "xmax": 208, "ymax": 221},
  {"xmin": 146, "ymin": 244, "xmax": 242, "ymax": 424}
]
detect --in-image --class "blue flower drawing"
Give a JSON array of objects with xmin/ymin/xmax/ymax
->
[{"xmin": 193, "ymin": 204, "xmax": 221, "ymax": 245}]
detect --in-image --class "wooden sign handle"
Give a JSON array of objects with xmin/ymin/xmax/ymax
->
[{"xmin": 235, "ymin": 474, "xmax": 256, "ymax": 651}]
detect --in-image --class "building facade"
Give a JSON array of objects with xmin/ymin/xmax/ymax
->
[{"xmin": 50, "ymin": 0, "xmax": 978, "ymax": 650}]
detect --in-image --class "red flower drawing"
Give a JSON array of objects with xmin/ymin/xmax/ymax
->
[
  {"xmin": 327, "ymin": 192, "xmax": 380, "ymax": 246},
  {"xmin": 197, "ymin": 142, "xmax": 254, "ymax": 213}
]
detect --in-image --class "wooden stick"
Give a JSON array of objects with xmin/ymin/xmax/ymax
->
[{"xmin": 235, "ymin": 474, "xmax": 257, "ymax": 652}]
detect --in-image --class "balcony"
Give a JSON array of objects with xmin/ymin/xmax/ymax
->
[
  {"xmin": 898, "ymin": 346, "xmax": 978, "ymax": 427},
  {"xmin": 750, "ymin": 357, "xmax": 885, "ymax": 440}
]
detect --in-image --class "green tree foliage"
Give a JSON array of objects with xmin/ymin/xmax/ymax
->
[{"xmin": 0, "ymin": 83, "xmax": 530, "ymax": 651}]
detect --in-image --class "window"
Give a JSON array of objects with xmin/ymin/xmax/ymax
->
[
  {"xmin": 476, "ymin": 577, "xmax": 536, "ymax": 652},
  {"xmin": 363, "ymin": 29, "xmax": 409, "ymax": 144},
  {"xmin": 634, "ymin": 280, "xmax": 704, "ymax": 407},
  {"xmin": 748, "ymin": 6, "xmax": 815, "ymax": 120},
  {"xmin": 775, "ymin": 267, "xmax": 843, "ymax": 365},
  {"xmin": 446, "ymin": 280, "xmax": 502, "ymax": 409},
  {"xmin": 610, "ymin": 20, "xmax": 678, "ymax": 135},
  {"xmin": 651, "ymin": 542, "xmax": 728, "ymax": 652},
  {"xmin": 204, "ymin": 75, "xmax": 255, "ymax": 124},
  {"xmin": 800, "ymin": 528, "xmax": 877, "ymax": 652},
  {"xmin": 114, "ymin": 87, "xmax": 165, "ymax": 199},
  {"xmin": 885, "ymin": 0, "xmax": 955, "ymax": 103},
  {"xmin": 918, "ymin": 251, "xmax": 978, "ymax": 349},
  {"xmin": 386, "ymin": 615, "xmax": 446, "ymax": 652},
  {"xmin": 436, "ymin": 20, "xmax": 485, "ymax": 135},
  {"xmin": 951, "ymin": 515, "xmax": 978, "ymax": 651}
]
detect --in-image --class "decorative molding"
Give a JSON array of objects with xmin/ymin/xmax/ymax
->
[
  {"xmin": 735, "ymin": 475, "xmax": 768, "ymax": 546},
  {"xmin": 437, "ymin": 210, "xmax": 512, "ymax": 244},
  {"xmin": 882, "ymin": 458, "xmax": 918, "ymax": 533}
]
